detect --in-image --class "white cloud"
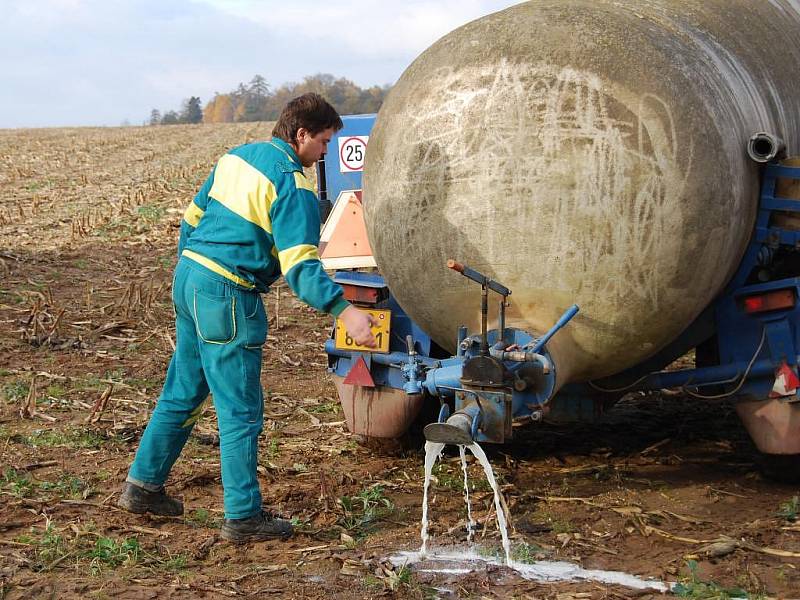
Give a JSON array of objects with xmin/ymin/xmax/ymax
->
[
  {"xmin": 197, "ymin": 0, "xmax": 517, "ymax": 58},
  {"xmin": 0, "ymin": 0, "xmax": 519, "ymax": 127}
]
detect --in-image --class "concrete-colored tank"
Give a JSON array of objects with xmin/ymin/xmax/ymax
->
[{"xmin": 363, "ymin": 0, "xmax": 800, "ymax": 386}]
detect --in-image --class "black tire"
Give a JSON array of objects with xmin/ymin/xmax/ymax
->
[{"xmin": 759, "ymin": 453, "xmax": 800, "ymax": 483}]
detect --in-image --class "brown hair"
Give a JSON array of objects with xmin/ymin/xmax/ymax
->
[{"xmin": 272, "ymin": 93, "xmax": 343, "ymax": 143}]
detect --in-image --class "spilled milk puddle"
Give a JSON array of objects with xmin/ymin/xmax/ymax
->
[
  {"xmin": 395, "ymin": 440, "xmax": 671, "ymax": 593},
  {"xmin": 388, "ymin": 547, "xmax": 670, "ymax": 592}
]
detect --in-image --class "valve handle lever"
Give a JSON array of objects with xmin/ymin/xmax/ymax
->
[
  {"xmin": 530, "ymin": 304, "xmax": 580, "ymax": 354},
  {"xmin": 447, "ymin": 259, "xmax": 511, "ymax": 298}
]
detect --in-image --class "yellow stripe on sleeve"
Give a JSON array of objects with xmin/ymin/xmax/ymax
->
[
  {"xmin": 209, "ymin": 154, "xmax": 277, "ymax": 233},
  {"xmin": 278, "ymin": 244, "xmax": 319, "ymax": 275},
  {"xmin": 183, "ymin": 201, "xmax": 204, "ymax": 227},
  {"xmin": 293, "ymin": 171, "xmax": 317, "ymax": 194}
]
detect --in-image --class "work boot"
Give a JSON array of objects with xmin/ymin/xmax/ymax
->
[
  {"xmin": 117, "ymin": 482, "xmax": 184, "ymax": 516},
  {"xmin": 221, "ymin": 510, "xmax": 294, "ymax": 543}
]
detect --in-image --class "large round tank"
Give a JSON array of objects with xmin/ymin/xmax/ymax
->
[{"xmin": 363, "ymin": 0, "xmax": 800, "ymax": 385}]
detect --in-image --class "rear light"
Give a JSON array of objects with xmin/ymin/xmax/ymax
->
[
  {"xmin": 340, "ymin": 283, "xmax": 388, "ymax": 305},
  {"xmin": 742, "ymin": 289, "xmax": 796, "ymax": 314}
]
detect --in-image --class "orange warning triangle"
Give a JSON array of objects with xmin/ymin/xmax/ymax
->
[
  {"xmin": 320, "ymin": 191, "xmax": 376, "ymax": 269},
  {"xmin": 343, "ymin": 356, "xmax": 375, "ymax": 388}
]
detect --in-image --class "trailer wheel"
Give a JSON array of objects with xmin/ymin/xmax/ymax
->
[{"xmin": 736, "ymin": 399, "xmax": 800, "ymax": 480}]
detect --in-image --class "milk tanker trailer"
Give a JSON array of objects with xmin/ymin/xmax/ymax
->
[{"xmin": 320, "ymin": 0, "xmax": 800, "ymax": 477}]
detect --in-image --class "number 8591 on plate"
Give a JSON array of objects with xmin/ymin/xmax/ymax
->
[{"xmin": 334, "ymin": 308, "xmax": 391, "ymax": 353}]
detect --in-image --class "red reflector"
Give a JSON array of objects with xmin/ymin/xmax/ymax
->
[
  {"xmin": 743, "ymin": 289, "xmax": 795, "ymax": 314},
  {"xmin": 744, "ymin": 296, "xmax": 765, "ymax": 312},
  {"xmin": 341, "ymin": 284, "xmax": 378, "ymax": 304}
]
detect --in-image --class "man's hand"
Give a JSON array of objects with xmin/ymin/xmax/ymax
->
[{"xmin": 339, "ymin": 305, "xmax": 378, "ymax": 348}]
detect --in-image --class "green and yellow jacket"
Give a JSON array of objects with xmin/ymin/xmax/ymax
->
[{"xmin": 178, "ymin": 137, "xmax": 349, "ymax": 316}]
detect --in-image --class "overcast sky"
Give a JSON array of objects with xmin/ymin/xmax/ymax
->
[{"xmin": 0, "ymin": 0, "xmax": 519, "ymax": 129}]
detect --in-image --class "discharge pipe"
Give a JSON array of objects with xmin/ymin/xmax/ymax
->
[
  {"xmin": 423, "ymin": 402, "xmax": 482, "ymax": 445},
  {"xmin": 747, "ymin": 131, "xmax": 787, "ymax": 163}
]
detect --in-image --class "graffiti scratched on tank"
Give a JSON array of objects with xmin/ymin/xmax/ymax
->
[{"xmin": 398, "ymin": 59, "xmax": 693, "ymax": 310}]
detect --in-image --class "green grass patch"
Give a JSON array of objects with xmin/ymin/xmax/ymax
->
[
  {"xmin": 479, "ymin": 542, "xmax": 549, "ymax": 566},
  {"xmin": 265, "ymin": 437, "xmax": 280, "ymax": 458},
  {"xmin": 45, "ymin": 383, "xmax": 68, "ymax": 399},
  {"xmin": 777, "ymin": 496, "xmax": 799, "ymax": 522},
  {"xmin": 16, "ymin": 522, "xmax": 188, "ymax": 574},
  {"xmin": 362, "ymin": 574, "xmax": 384, "ymax": 591},
  {"xmin": 2, "ymin": 380, "xmax": 30, "ymax": 403},
  {"xmin": 338, "ymin": 485, "xmax": 394, "ymax": 535},
  {"xmin": 673, "ymin": 560, "xmax": 749, "ymax": 599},
  {"xmin": 126, "ymin": 375, "xmax": 162, "ymax": 390},
  {"xmin": 385, "ymin": 565, "xmax": 412, "ymax": 591},
  {"xmin": 2, "ymin": 469, "xmax": 92, "ymax": 499},
  {"xmin": 39, "ymin": 474, "xmax": 91, "ymax": 499},
  {"xmin": 2, "ymin": 468, "xmax": 34, "ymax": 497},
  {"xmin": 429, "ymin": 463, "xmax": 494, "ymax": 492},
  {"xmin": 32, "ymin": 523, "xmax": 70, "ymax": 570},
  {"xmin": 24, "ymin": 428, "xmax": 106, "ymax": 449},
  {"xmin": 87, "ymin": 536, "xmax": 141, "ymax": 572},
  {"xmin": 75, "ymin": 370, "xmax": 158, "ymax": 393},
  {"xmin": 93, "ymin": 469, "xmax": 112, "ymax": 482},
  {"xmin": 185, "ymin": 508, "xmax": 219, "ymax": 529},
  {"xmin": 25, "ymin": 180, "xmax": 52, "ymax": 192},
  {"xmin": 136, "ymin": 204, "xmax": 166, "ymax": 223},
  {"xmin": 477, "ymin": 544, "xmax": 506, "ymax": 562},
  {"xmin": 307, "ymin": 400, "xmax": 341, "ymax": 414},
  {"xmin": 430, "ymin": 464, "xmax": 462, "ymax": 490},
  {"xmin": 160, "ymin": 553, "xmax": 189, "ymax": 572},
  {"xmin": 511, "ymin": 541, "xmax": 547, "ymax": 564},
  {"xmin": 74, "ymin": 373, "xmax": 112, "ymax": 391}
]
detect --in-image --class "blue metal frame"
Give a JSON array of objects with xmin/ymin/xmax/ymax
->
[
  {"xmin": 317, "ymin": 114, "xmax": 375, "ymax": 208},
  {"xmin": 707, "ymin": 164, "xmax": 800, "ymax": 399}
]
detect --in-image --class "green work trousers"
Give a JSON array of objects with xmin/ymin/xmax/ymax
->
[{"xmin": 128, "ymin": 258, "xmax": 268, "ymax": 519}]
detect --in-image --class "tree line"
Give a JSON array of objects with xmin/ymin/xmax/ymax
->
[{"xmin": 148, "ymin": 74, "xmax": 391, "ymax": 126}]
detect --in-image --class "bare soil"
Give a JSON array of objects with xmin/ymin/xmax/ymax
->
[{"xmin": 1, "ymin": 124, "xmax": 799, "ymax": 599}]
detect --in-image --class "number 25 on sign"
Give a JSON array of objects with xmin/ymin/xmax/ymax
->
[
  {"xmin": 335, "ymin": 308, "xmax": 390, "ymax": 353},
  {"xmin": 338, "ymin": 136, "xmax": 368, "ymax": 173}
]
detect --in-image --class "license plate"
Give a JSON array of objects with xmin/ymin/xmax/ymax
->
[{"xmin": 335, "ymin": 308, "xmax": 391, "ymax": 353}]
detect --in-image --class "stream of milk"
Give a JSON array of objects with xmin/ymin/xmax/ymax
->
[
  {"xmin": 420, "ymin": 441, "xmax": 445, "ymax": 556},
  {"xmin": 420, "ymin": 441, "xmax": 511, "ymax": 564},
  {"xmin": 458, "ymin": 445, "xmax": 476, "ymax": 544}
]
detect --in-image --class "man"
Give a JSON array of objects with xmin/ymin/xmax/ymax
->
[{"xmin": 118, "ymin": 93, "xmax": 377, "ymax": 543}]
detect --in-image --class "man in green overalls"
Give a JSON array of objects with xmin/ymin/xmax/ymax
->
[{"xmin": 118, "ymin": 94, "xmax": 376, "ymax": 543}]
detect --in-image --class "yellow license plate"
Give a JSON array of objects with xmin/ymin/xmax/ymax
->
[{"xmin": 335, "ymin": 308, "xmax": 391, "ymax": 353}]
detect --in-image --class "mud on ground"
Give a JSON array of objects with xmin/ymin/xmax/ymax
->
[{"xmin": 1, "ymin": 124, "xmax": 799, "ymax": 599}]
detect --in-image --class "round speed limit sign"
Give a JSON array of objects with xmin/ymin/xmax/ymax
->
[{"xmin": 338, "ymin": 136, "xmax": 369, "ymax": 173}]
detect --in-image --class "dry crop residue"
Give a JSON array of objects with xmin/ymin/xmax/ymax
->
[{"xmin": 1, "ymin": 124, "xmax": 799, "ymax": 599}]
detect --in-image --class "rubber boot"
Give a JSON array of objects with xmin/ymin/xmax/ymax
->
[
  {"xmin": 221, "ymin": 510, "xmax": 293, "ymax": 543},
  {"xmin": 117, "ymin": 482, "xmax": 184, "ymax": 516}
]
